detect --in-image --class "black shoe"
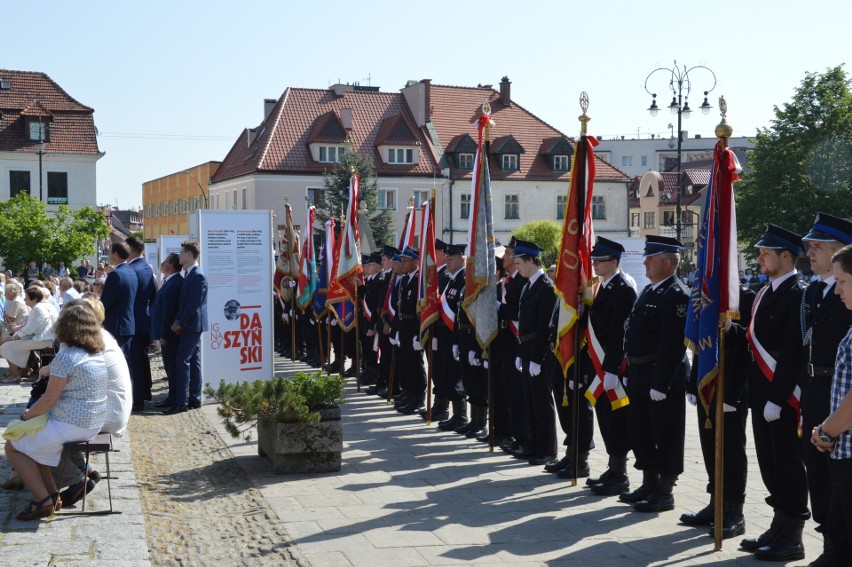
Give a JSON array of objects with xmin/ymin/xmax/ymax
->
[
  {"xmin": 154, "ymin": 399, "xmax": 173, "ymax": 408},
  {"xmin": 633, "ymin": 490, "xmax": 675, "ymax": 513},
  {"xmin": 466, "ymin": 426, "xmax": 487, "ymax": 439},
  {"xmin": 741, "ymin": 514, "xmax": 783, "ymax": 552},
  {"xmin": 556, "ymin": 462, "xmax": 591, "ymax": 478},
  {"xmin": 544, "ymin": 455, "xmax": 572, "ymax": 474},
  {"xmin": 428, "ymin": 410, "xmax": 450, "ymax": 422},
  {"xmin": 619, "ymin": 483, "xmax": 657, "ymax": 504},
  {"xmin": 163, "ymin": 406, "xmax": 188, "ymax": 415},
  {"xmin": 188, "ymin": 403, "xmax": 201, "ymax": 410},
  {"xmin": 587, "ymin": 468, "xmax": 613, "ymax": 487},
  {"xmin": 402, "ymin": 403, "xmax": 426, "ymax": 415},
  {"xmin": 680, "ymin": 502, "xmax": 714, "ymax": 526},
  {"xmin": 343, "ymin": 367, "xmax": 356, "ymax": 378},
  {"xmin": 501, "ymin": 440, "xmax": 520, "ymax": 453},
  {"xmin": 528, "ymin": 455, "xmax": 557, "ymax": 466},
  {"xmin": 511, "ymin": 445, "xmax": 534, "ymax": 459},
  {"xmin": 713, "ymin": 514, "xmax": 746, "ymax": 539},
  {"xmin": 437, "ymin": 415, "xmax": 467, "ymax": 431},
  {"xmin": 60, "ymin": 478, "xmax": 96, "ymax": 507},
  {"xmin": 366, "ymin": 386, "xmax": 379, "ymax": 395},
  {"xmin": 589, "ymin": 474, "xmax": 629, "ymax": 496},
  {"xmin": 375, "ymin": 387, "xmax": 388, "ymax": 398},
  {"xmin": 493, "ymin": 435, "xmax": 514, "ymax": 448}
]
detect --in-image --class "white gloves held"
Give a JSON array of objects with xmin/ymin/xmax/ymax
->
[
  {"xmin": 764, "ymin": 401, "xmax": 782, "ymax": 422},
  {"xmin": 649, "ymin": 389, "xmax": 667, "ymax": 402},
  {"xmin": 686, "ymin": 393, "xmax": 697, "ymax": 406},
  {"xmin": 413, "ymin": 337, "xmax": 422, "ymax": 351},
  {"xmin": 529, "ymin": 361, "xmax": 541, "ymax": 377},
  {"xmin": 452, "ymin": 345, "xmax": 460, "ymax": 361},
  {"xmin": 515, "ymin": 357, "xmax": 522, "ymax": 372},
  {"xmin": 432, "ymin": 337, "xmax": 438, "ymax": 351},
  {"xmin": 468, "ymin": 351, "xmax": 481, "ymax": 367},
  {"xmin": 603, "ymin": 372, "xmax": 619, "ymax": 391}
]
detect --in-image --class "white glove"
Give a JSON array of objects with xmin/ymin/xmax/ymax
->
[
  {"xmin": 515, "ymin": 357, "xmax": 522, "ymax": 372},
  {"xmin": 603, "ymin": 372, "xmax": 619, "ymax": 391},
  {"xmin": 686, "ymin": 394, "xmax": 697, "ymax": 406},
  {"xmin": 281, "ymin": 313, "xmax": 290, "ymax": 324},
  {"xmin": 568, "ymin": 380, "xmax": 575, "ymax": 390},
  {"xmin": 330, "ymin": 319, "xmax": 338, "ymax": 327},
  {"xmin": 483, "ymin": 360, "xmax": 489, "ymax": 370},
  {"xmin": 623, "ymin": 376, "xmax": 628, "ymax": 388},
  {"xmin": 496, "ymin": 300, "xmax": 502, "ymax": 310},
  {"xmin": 722, "ymin": 318, "xmax": 732, "ymax": 332},
  {"xmin": 529, "ymin": 361, "xmax": 541, "ymax": 377},
  {"xmin": 763, "ymin": 401, "xmax": 782, "ymax": 422},
  {"xmin": 452, "ymin": 344, "xmax": 460, "ymax": 361},
  {"xmin": 649, "ymin": 389, "xmax": 667, "ymax": 401},
  {"xmin": 288, "ymin": 280, "xmax": 296, "ymax": 288},
  {"xmin": 392, "ymin": 332, "xmax": 400, "ymax": 346},
  {"xmin": 432, "ymin": 337, "xmax": 438, "ymax": 351},
  {"xmin": 723, "ymin": 403, "xmax": 737, "ymax": 413},
  {"xmin": 468, "ymin": 351, "xmax": 481, "ymax": 367},
  {"xmin": 413, "ymin": 337, "xmax": 422, "ymax": 351}
]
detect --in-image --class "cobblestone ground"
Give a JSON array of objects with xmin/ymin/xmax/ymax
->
[{"xmin": 129, "ymin": 357, "xmax": 309, "ymax": 566}]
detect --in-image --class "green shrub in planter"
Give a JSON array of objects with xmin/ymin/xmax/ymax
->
[{"xmin": 205, "ymin": 372, "xmax": 345, "ymax": 440}]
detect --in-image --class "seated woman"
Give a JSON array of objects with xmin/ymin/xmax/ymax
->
[
  {"xmin": 2, "ymin": 281, "xmax": 29, "ymax": 339},
  {"xmin": 4, "ymin": 304, "xmax": 108, "ymax": 520},
  {"xmin": 0, "ymin": 287, "xmax": 58, "ymax": 383}
]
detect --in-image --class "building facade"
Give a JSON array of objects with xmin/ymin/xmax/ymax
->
[{"xmin": 142, "ymin": 161, "xmax": 220, "ymax": 238}]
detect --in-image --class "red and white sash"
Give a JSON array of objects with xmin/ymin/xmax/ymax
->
[
  {"xmin": 583, "ymin": 320, "xmax": 629, "ymax": 410},
  {"xmin": 439, "ymin": 289, "xmax": 456, "ymax": 331}
]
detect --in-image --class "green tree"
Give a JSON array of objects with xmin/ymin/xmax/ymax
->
[
  {"xmin": 0, "ymin": 194, "xmax": 109, "ymax": 274},
  {"xmin": 319, "ymin": 148, "xmax": 393, "ymax": 248},
  {"xmin": 513, "ymin": 219, "xmax": 562, "ymax": 267},
  {"xmin": 737, "ymin": 66, "xmax": 852, "ymax": 252}
]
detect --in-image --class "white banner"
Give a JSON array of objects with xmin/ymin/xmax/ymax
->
[
  {"xmin": 613, "ymin": 237, "xmax": 650, "ymax": 290},
  {"xmin": 197, "ymin": 211, "xmax": 274, "ymax": 385}
]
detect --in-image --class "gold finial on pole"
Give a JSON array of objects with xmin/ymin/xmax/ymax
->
[
  {"xmin": 715, "ymin": 95, "xmax": 733, "ymax": 141},
  {"xmin": 482, "ymin": 99, "xmax": 493, "ymax": 143},
  {"xmin": 578, "ymin": 91, "xmax": 591, "ymax": 136}
]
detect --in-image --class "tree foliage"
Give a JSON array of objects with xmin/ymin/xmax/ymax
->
[
  {"xmin": 513, "ymin": 219, "xmax": 562, "ymax": 267},
  {"xmin": 737, "ymin": 66, "xmax": 852, "ymax": 251},
  {"xmin": 319, "ymin": 148, "xmax": 394, "ymax": 248},
  {"xmin": 0, "ymin": 194, "xmax": 109, "ymax": 274}
]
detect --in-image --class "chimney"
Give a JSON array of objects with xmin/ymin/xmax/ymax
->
[
  {"xmin": 331, "ymin": 83, "xmax": 353, "ymax": 97},
  {"xmin": 263, "ymin": 98, "xmax": 276, "ymax": 120},
  {"xmin": 247, "ymin": 128, "xmax": 256, "ymax": 147},
  {"xmin": 500, "ymin": 76, "xmax": 511, "ymax": 107},
  {"xmin": 340, "ymin": 108, "xmax": 353, "ymax": 130},
  {"xmin": 421, "ymin": 79, "xmax": 431, "ymax": 123}
]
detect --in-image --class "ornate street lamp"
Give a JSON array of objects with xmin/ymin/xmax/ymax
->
[{"xmin": 181, "ymin": 169, "xmax": 209, "ymax": 209}]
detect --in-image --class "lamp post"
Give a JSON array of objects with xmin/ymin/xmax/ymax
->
[
  {"xmin": 38, "ymin": 138, "xmax": 45, "ymax": 202},
  {"xmin": 645, "ymin": 61, "xmax": 716, "ymax": 243},
  {"xmin": 181, "ymin": 169, "xmax": 209, "ymax": 209}
]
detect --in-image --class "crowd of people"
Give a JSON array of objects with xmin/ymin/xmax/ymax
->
[
  {"xmin": 1, "ymin": 238, "xmax": 209, "ymax": 521},
  {"xmin": 278, "ymin": 212, "xmax": 852, "ymax": 566}
]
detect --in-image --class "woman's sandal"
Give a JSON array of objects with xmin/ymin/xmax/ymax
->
[
  {"xmin": 16, "ymin": 494, "xmax": 57, "ymax": 521},
  {"xmin": 51, "ymin": 492, "xmax": 62, "ymax": 512}
]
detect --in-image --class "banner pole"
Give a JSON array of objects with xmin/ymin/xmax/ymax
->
[{"xmin": 570, "ymin": 297, "xmax": 582, "ymax": 487}]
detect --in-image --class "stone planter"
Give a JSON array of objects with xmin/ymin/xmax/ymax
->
[{"xmin": 256, "ymin": 407, "xmax": 342, "ymax": 473}]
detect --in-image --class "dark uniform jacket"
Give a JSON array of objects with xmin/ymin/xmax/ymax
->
[
  {"xmin": 397, "ymin": 270, "xmax": 420, "ymax": 345},
  {"xmin": 437, "ymin": 268, "xmax": 465, "ymax": 343},
  {"xmin": 517, "ymin": 272, "xmax": 557, "ymax": 366},
  {"xmin": 747, "ymin": 275, "xmax": 806, "ymax": 409},
  {"xmin": 363, "ymin": 271, "xmax": 386, "ymax": 331},
  {"xmin": 624, "ymin": 274, "xmax": 690, "ymax": 393},
  {"xmin": 498, "ymin": 271, "xmax": 527, "ymax": 351},
  {"xmin": 580, "ymin": 272, "xmax": 636, "ymax": 382}
]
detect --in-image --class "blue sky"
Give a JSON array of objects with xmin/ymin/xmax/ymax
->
[{"xmin": 4, "ymin": 0, "xmax": 849, "ymax": 209}]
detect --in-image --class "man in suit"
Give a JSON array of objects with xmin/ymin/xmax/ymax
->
[
  {"xmin": 150, "ymin": 253, "xmax": 184, "ymax": 409},
  {"xmin": 740, "ymin": 224, "xmax": 809, "ymax": 561},
  {"xmin": 513, "ymin": 239, "xmax": 558, "ymax": 464},
  {"xmin": 100, "ymin": 242, "xmax": 137, "ymax": 356},
  {"xmin": 620, "ymin": 235, "xmax": 690, "ymax": 513},
  {"xmin": 168, "ymin": 240, "xmax": 209, "ymax": 415},
  {"xmin": 798, "ymin": 213, "xmax": 852, "ymax": 566},
  {"xmin": 125, "ymin": 236, "xmax": 157, "ymax": 411}
]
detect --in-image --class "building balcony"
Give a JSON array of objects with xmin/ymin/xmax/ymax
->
[{"xmin": 658, "ymin": 224, "xmax": 695, "ymax": 240}]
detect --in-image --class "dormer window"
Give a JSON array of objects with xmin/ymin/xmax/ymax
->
[
  {"xmin": 318, "ymin": 146, "xmax": 345, "ymax": 163},
  {"xmin": 501, "ymin": 154, "xmax": 518, "ymax": 171},
  {"xmin": 28, "ymin": 121, "xmax": 49, "ymax": 142},
  {"xmin": 388, "ymin": 148, "xmax": 414, "ymax": 164},
  {"xmin": 553, "ymin": 155, "xmax": 570, "ymax": 172},
  {"xmin": 457, "ymin": 153, "xmax": 474, "ymax": 170}
]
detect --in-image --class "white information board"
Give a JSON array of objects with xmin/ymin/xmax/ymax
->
[
  {"xmin": 144, "ymin": 242, "xmax": 160, "ymax": 282},
  {"xmin": 612, "ymin": 238, "xmax": 650, "ymax": 290},
  {"xmin": 196, "ymin": 210, "xmax": 274, "ymax": 385}
]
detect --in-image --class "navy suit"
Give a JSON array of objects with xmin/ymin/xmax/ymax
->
[
  {"xmin": 173, "ymin": 265, "xmax": 208, "ymax": 409},
  {"xmin": 129, "ymin": 257, "xmax": 157, "ymax": 408},
  {"xmin": 100, "ymin": 263, "xmax": 137, "ymax": 351},
  {"xmin": 150, "ymin": 273, "xmax": 183, "ymax": 405}
]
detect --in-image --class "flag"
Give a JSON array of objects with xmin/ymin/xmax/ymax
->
[
  {"xmin": 554, "ymin": 134, "xmax": 599, "ymax": 377},
  {"xmin": 311, "ymin": 219, "xmax": 335, "ymax": 319},
  {"xmin": 327, "ymin": 217, "xmax": 357, "ymax": 331},
  {"xmin": 381, "ymin": 205, "xmax": 416, "ymax": 322},
  {"xmin": 418, "ymin": 195, "xmax": 440, "ymax": 342},
  {"xmin": 331, "ymin": 173, "xmax": 364, "ymax": 302},
  {"xmin": 684, "ymin": 140, "xmax": 741, "ymax": 426},
  {"xmin": 461, "ymin": 111, "xmax": 498, "ymax": 350},
  {"xmin": 296, "ymin": 205, "xmax": 317, "ymax": 311},
  {"xmin": 275, "ymin": 202, "xmax": 301, "ymax": 300}
]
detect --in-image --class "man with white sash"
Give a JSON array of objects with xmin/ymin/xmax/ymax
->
[{"xmin": 741, "ymin": 224, "xmax": 809, "ymax": 562}]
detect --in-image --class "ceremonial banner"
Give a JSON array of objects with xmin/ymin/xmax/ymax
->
[
  {"xmin": 296, "ymin": 205, "xmax": 317, "ymax": 311},
  {"xmin": 274, "ymin": 202, "xmax": 300, "ymax": 299},
  {"xmin": 418, "ymin": 196, "xmax": 440, "ymax": 342},
  {"xmin": 196, "ymin": 210, "xmax": 273, "ymax": 385},
  {"xmin": 462, "ymin": 110, "xmax": 498, "ymax": 350},
  {"xmin": 684, "ymin": 139, "xmax": 741, "ymax": 423},
  {"xmin": 554, "ymin": 134, "xmax": 598, "ymax": 376},
  {"xmin": 327, "ymin": 218, "xmax": 356, "ymax": 331},
  {"xmin": 332, "ymin": 173, "xmax": 364, "ymax": 302},
  {"xmin": 311, "ymin": 220, "xmax": 335, "ymax": 319},
  {"xmin": 381, "ymin": 205, "xmax": 416, "ymax": 321}
]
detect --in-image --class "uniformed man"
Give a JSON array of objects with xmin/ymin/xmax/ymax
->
[
  {"xmin": 798, "ymin": 213, "xmax": 852, "ymax": 566},
  {"xmin": 681, "ymin": 284, "xmax": 755, "ymax": 538},
  {"xmin": 370, "ymin": 245, "xmax": 397, "ymax": 398},
  {"xmin": 620, "ymin": 235, "xmax": 689, "ymax": 513},
  {"xmin": 359, "ymin": 253, "xmax": 384, "ymax": 387},
  {"xmin": 740, "ymin": 224, "xmax": 809, "ymax": 561},
  {"xmin": 395, "ymin": 247, "xmax": 427, "ymax": 415},
  {"xmin": 497, "ymin": 237, "xmax": 530, "ymax": 454},
  {"xmin": 455, "ymin": 282, "xmax": 489, "ymax": 438},
  {"xmin": 513, "ymin": 239, "xmax": 558, "ymax": 464},
  {"xmin": 435, "ymin": 243, "xmax": 467, "ymax": 429}
]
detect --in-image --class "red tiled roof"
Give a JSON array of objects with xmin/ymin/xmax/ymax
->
[
  {"xmin": 0, "ymin": 69, "xmax": 99, "ymax": 154},
  {"xmin": 374, "ymin": 114, "xmax": 420, "ymax": 146}
]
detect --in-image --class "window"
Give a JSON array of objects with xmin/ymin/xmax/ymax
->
[
  {"xmin": 641, "ymin": 155, "xmax": 648, "ymax": 167},
  {"xmin": 592, "ymin": 196, "xmax": 605, "ymax": 220},
  {"xmin": 172, "ymin": 200, "xmax": 179, "ymax": 214},
  {"xmin": 223, "ymin": 191, "xmax": 228, "ymax": 209},
  {"xmin": 412, "ymin": 190, "xmax": 429, "ymax": 207},
  {"xmin": 241, "ymin": 188, "xmax": 247, "ymax": 209},
  {"xmin": 9, "ymin": 171, "xmax": 30, "ymax": 198},
  {"xmin": 643, "ymin": 211, "xmax": 656, "ymax": 228},
  {"xmin": 47, "ymin": 172, "xmax": 68, "ymax": 205},
  {"xmin": 501, "ymin": 154, "xmax": 518, "ymax": 171},
  {"xmin": 28, "ymin": 121, "xmax": 49, "ymax": 142},
  {"xmin": 232, "ymin": 191, "xmax": 238, "ymax": 210},
  {"xmin": 307, "ymin": 187, "xmax": 326, "ymax": 207},
  {"xmin": 378, "ymin": 189, "xmax": 396, "ymax": 210},
  {"xmin": 504, "ymin": 194, "xmax": 519, "ymax": 219},
  {"xmin": 460, "ymin": 193, "xmax": 471, "ymax": 219},
  {"xmin": 388, "ymin": 148, "xmax": 414, "ymax": 164},
  {"xmin": 181, "ymin": 199, "xmax": 189, "ymax": 212},
  {"xmin": 622, "ymin": 156, "xmax": 633, "ymax": 167},
  {"xmin": 318, "ymin": 146, "xmax": 345, "ymax": 163},
  {"xmin": 663, "ymin": 211, "xmax": 675, "ymax": 225},
  {"xmin": 458, "ymin": 153, "xmax": 474, "ymax": 170},
  {"xmin": 631, "ymin": 213, "xmax": 640, "ymax": 227},
  {"xmin": 553, "ymin": 155, "xmax": 570, "ymax": 172},
  {"xmin": 556, "ymin": 195, "xmax": 567, "ymax": 220}
]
